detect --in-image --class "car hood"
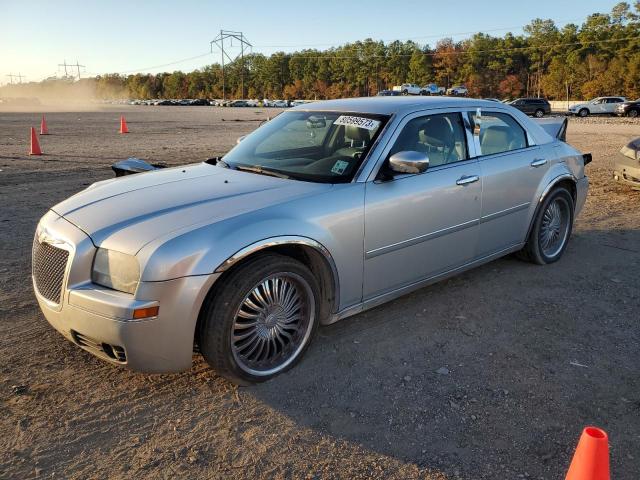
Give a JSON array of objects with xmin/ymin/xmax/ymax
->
[{"xmin": 52, "ymin": 162, "xmax": 330, "ymax": 255}]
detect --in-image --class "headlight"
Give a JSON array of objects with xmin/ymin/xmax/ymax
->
[{"xmin": 92, "ymin": 248, "xmax": 140, "ymax": 294}]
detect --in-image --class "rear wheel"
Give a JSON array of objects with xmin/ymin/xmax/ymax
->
[
  {"xmin": 198, "ymin": 253, "xmax": 320, "ymax": 384},
  {"xmin": 628, "ymin": 109, "xmax": 639, "ymax": 118},
  {"xmin": 534, "ymin": 109, "xmax": 545, "ymax": 118},
  {"xmin": 578, "ymin": 108, "xmax": 589, "ymax": 117},
  {"xmin": 518, "ymin": 187, "xmax": 574, "ymax": 265}
]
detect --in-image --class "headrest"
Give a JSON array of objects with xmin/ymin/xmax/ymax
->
[
  {"xmin": 345, "ymin": 125, "xmax": 370, "ymax": 144},
  {"xmin": 481, "ymin": 125, "xmax": 512, "ymax": 155}
]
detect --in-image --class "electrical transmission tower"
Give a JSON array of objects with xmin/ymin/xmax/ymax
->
[
  {"xmin": 6, "ymin": 73, "xmax": 25, "ymax": 84},
  {"xmin": 210, "ymin": 30, "xmax": 252, "ymax": 100},
  {"xmin": 58, "ymin": 59, "xmax": 85, "ymax": 80}
]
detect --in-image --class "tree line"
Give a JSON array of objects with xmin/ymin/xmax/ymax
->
[{"xmin": 3, "ymin": 2, "xmax": 640, "ymax": 101}]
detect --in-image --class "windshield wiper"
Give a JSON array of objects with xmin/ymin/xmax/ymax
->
[{"xmin": 234, "ymin": 165, "xmax": 291, "ymax": 179}]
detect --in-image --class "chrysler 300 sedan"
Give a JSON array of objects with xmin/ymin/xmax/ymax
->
[{"xmin": 33, "ymin": 97, "xmax": 589, "ymax": 384}]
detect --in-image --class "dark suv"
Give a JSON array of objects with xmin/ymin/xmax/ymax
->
[{"xmin": 508, "ymin": 98, "xmax": 551, "ymax": 117}]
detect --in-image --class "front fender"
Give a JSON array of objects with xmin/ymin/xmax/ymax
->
[{"xmin": 136, "ymin": 183, "xmax": 366, "ymax": 310}]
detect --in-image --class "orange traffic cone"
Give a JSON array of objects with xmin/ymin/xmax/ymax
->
[
  {"xmin": 40, "ymin": 114, "xmax": 49, "ymax": 135},
  {"xmin": 29, "ymin": 127, "xmax": 42, "ymax": 155},
  {"xmin": 119, "ymin": 115, "xmax": 129, "ymax": 134},
  {"xmin": 566, "ymin": 427, "xmax": 610, "ymax": 480}
]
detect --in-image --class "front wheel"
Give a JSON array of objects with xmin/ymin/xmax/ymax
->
[
  {"xmin": 534, "ymin": 109, "xmax": 545, "ymax": 118},
  {"xmin": 198, "ymin": 253, "xmax": 320, "ymax": 384},
  {"xmin": 518, "ymin": 187, "xmax": 574, "ymax": 265},
  {"xmin": 578, "ymin": 108, "xmax": 589, "ymax": 117},
  {"xmin": 628, "ymin": 109, "xmax": 639, "ymax": 118},
  {"xmin": 402, "ymin": 90, "xmax": 409, "ymax": 96}
]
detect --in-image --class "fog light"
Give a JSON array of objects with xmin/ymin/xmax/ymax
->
[{"xmin": 133, "ymin": 306, "xmax": 159, "ymax": 319}]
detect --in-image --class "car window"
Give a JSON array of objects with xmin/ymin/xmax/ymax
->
[
  {"xmin": 606, "ymin": 98, "xmax": 623, "ymax": 103},
  {"xmin": 593, "ymin": 99, "xmax": 604, "ymax": 104},
  {"xmin": 388, "ymin": 113, "xmax": 468, "ymax": 167},
  {"xmin": 469, "ymin": 111, "xmax": 528, "ymax": 156},
  {"xmin": 223, "ymin": 110, "xmax": 388, "ymax": 183},
  {"xmin": 256, "ymin": 117, "xmax": 331, "ymax": 154}
]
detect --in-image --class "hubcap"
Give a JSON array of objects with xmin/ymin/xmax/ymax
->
[
  {"xmin": 231, "ymin": 273, "xmax": 314, "ymax": 376},
  {"xmin": 539, "ymin": 197, "xmax": 570, "ymax": 258}
]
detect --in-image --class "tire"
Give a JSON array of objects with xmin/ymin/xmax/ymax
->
[
  {"xmin": 198, "ymin": 253, "xmax": 320, "ymax": 384},
  {"xmin": 578, "ymin": 108, "xmax": 589, "ymax": 117},
  {"xmin": 420, "ymin": 90, "xmax": 427, "ymax": 96},
  {"xmin": 518, "ymin": 187, "xmax": 574, "ymax": 265},
  {"xmin": 628, "ymin": 109, "xmax": 639, "ymax": 118},
  {"xmin": 402, "ymin": 90, "xmax": 409, "ymax": 96},
  {"xmin": 534, "ymin": 109, "xmax": 545, "ymax": 118}
]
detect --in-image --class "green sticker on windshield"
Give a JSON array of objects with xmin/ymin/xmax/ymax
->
[{"xmin": 331, "ymin": 160, "xmax": 349, "ymax": 175}]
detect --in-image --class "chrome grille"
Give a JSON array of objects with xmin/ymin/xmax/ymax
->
[{"xmin": 32, "ymin": 238, "xmax": 69, "ymax": 304}]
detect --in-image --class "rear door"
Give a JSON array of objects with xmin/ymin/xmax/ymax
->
[
  {"xmin": 469, "ymin": 109, "xmax": 550, "ymax": 256},
  {"xmin": 363, "ymin": 111, "xmax": 481, "ymax": 299},
  {"xmin": 604, "ymin": 97, "xmax": 624, "ymax": 114}
]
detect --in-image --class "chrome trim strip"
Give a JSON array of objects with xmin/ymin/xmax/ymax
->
[
  {"xmin": 365, "ymin": 218, "xmax": 478, "ymax": 259},
  {"xmin": 479, "ymin": 202, "xmax": 530, "ymax": 224},
  {"xmin": 214, "ymin": 236, "xmax": 340, "ymax": 313},
  {"xmin": 325, "ymin": 242, "xmax": 524, "ymax": 325}
]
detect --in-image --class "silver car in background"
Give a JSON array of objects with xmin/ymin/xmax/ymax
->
[{"xmin": 32, "ymin": 97, "xmax": 589, "ymax": 384}]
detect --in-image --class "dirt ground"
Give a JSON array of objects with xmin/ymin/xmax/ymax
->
[{"xmin": 1, "ymin": 105, "xmax": 639, "ymax": 480}]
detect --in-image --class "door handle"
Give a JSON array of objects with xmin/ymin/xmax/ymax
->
[
  {"xmin": 530, "ymin": 158, "xmax": 548, "ymax": 167},
  {"xmin": 456, "ymin": 175, "xmax": 479, "ymax": 186}
]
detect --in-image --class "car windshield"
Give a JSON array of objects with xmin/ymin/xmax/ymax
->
[{"xmin": 221, "ymin": 110, "xmax": 389, "ymax": 183}]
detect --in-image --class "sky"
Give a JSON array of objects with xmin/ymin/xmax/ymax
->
[{"xmin": 0, "ymin": 0, "xmax": 625, "ymax": 85}]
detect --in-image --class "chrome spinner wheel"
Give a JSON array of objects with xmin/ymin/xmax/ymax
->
[
  {"xmin": 539, "ymin": 196, "xmax": 571, "ymax": 259},
  {"xmin": 231, "ymin": 272, "xmax": 315, "ymax": 377}
]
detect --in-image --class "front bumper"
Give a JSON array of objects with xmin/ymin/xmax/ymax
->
[
  {"xmin": 33, "ymin": 210, "xmax": 218, "ymax": 373},
  {"xmin": 575, "ymin": 176, "xmax": 589, "ymax": 216},
  {"xmin": 613, "ymin": 155, "xmax": 640, "ymax": 189}
]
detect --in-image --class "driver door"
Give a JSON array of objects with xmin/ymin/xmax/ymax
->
[{"xmin": 363, "ymin": 111, "xmax": 481, "ymax": 299}]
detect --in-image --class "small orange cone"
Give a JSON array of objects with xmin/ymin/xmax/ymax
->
[
  {"xmin": 119, "ymin": 115, "xmax": 129, "ymax": 134},
  {"xmin": 40, "ymin": 114, "xmax": 49, "ymax": 135},
  {"xmin": 29, "ymin": 127, "xmax": 42, "ymax": 155},
  {"xmin": 566, "ymin": 427, "xmax": 610, "ymax": 480}
]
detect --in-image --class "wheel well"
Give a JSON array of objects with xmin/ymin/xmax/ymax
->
[
  {"xmin": 554, "ymin": 179, "xmax": 577, "ymax": 204},
  {"xmin": 194, "ymin": 244, "xmax": 337, "ymax": 349}
]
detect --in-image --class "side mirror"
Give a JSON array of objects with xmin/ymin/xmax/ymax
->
[
  {"xmin": 236, "ymin": 135, "xmax": 247, "ymax": 144},
  {"xmin": 388, "ymin": 151, "xmax": 429, "ymax": 174}
]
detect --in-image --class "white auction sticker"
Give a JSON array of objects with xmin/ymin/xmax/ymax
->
[{"xmin": 334, "ymin": 115, "xmax": 380, "ymax": 131}]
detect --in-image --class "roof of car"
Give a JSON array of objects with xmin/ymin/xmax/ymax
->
[{"xmin": 293, "ymin": 96, "xmax": 500, "ymax": 116}]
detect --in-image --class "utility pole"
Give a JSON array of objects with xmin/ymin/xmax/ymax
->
[
  {"xmin": 210, "ymin": 30, "xmax": 252, "ymax": 100},
  {"xmin": 73, "ymin": 60, "xmax": 85, "ymax": 80},
  {"xmin": 58, "ymin": 60, "xmax": 69, "ymax": 77}
]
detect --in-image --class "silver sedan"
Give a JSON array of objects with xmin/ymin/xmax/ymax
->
[{"xmin": 32, "ymin": 97, "xmax": 589, "ymax": 384}]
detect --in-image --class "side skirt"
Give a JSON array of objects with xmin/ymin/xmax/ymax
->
[{"xmin": 323, "ymin": 242, "xmax": 524, "ymax": 325}]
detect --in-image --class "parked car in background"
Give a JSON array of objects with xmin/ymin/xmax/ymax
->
[
  {"xmin": 229, "ymin": 100, "xmax": 250, "ymax": 107},
  {"xmin": 422, "ymin": 83, "xmax": 445, "ymax": 95},
  {"xmin": 568, "ymin": 97, "xmax": 626, "ymax": 117},
  {"xmin": 615, "ymin": 98, "xmax": 640, "ymax": 118},
  {"xmin": 33, "ymin": 97, "xmax": 589, "ymax": 384},
  {"xmin": 392, "ymin": 83, "xmax": 424, "ymax": 95},
  {"xmin": 377, "ymin": 90, "xmax": 401, "ymax": 96},
  {"xmin": 508, "ymin": 98, "xmax": 551, "ymax": 117},
  {"xmin": 613, "ymin": 137, "xmax": 640, "ymax": 189},
  {"xmin": 446, "ymin": 85, "xmax": 468, "ymax": 96}
]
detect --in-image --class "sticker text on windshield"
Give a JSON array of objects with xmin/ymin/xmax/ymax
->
[{"xmin": 334, "ymin": 115, "xmax": 380, "ymax": 131}]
